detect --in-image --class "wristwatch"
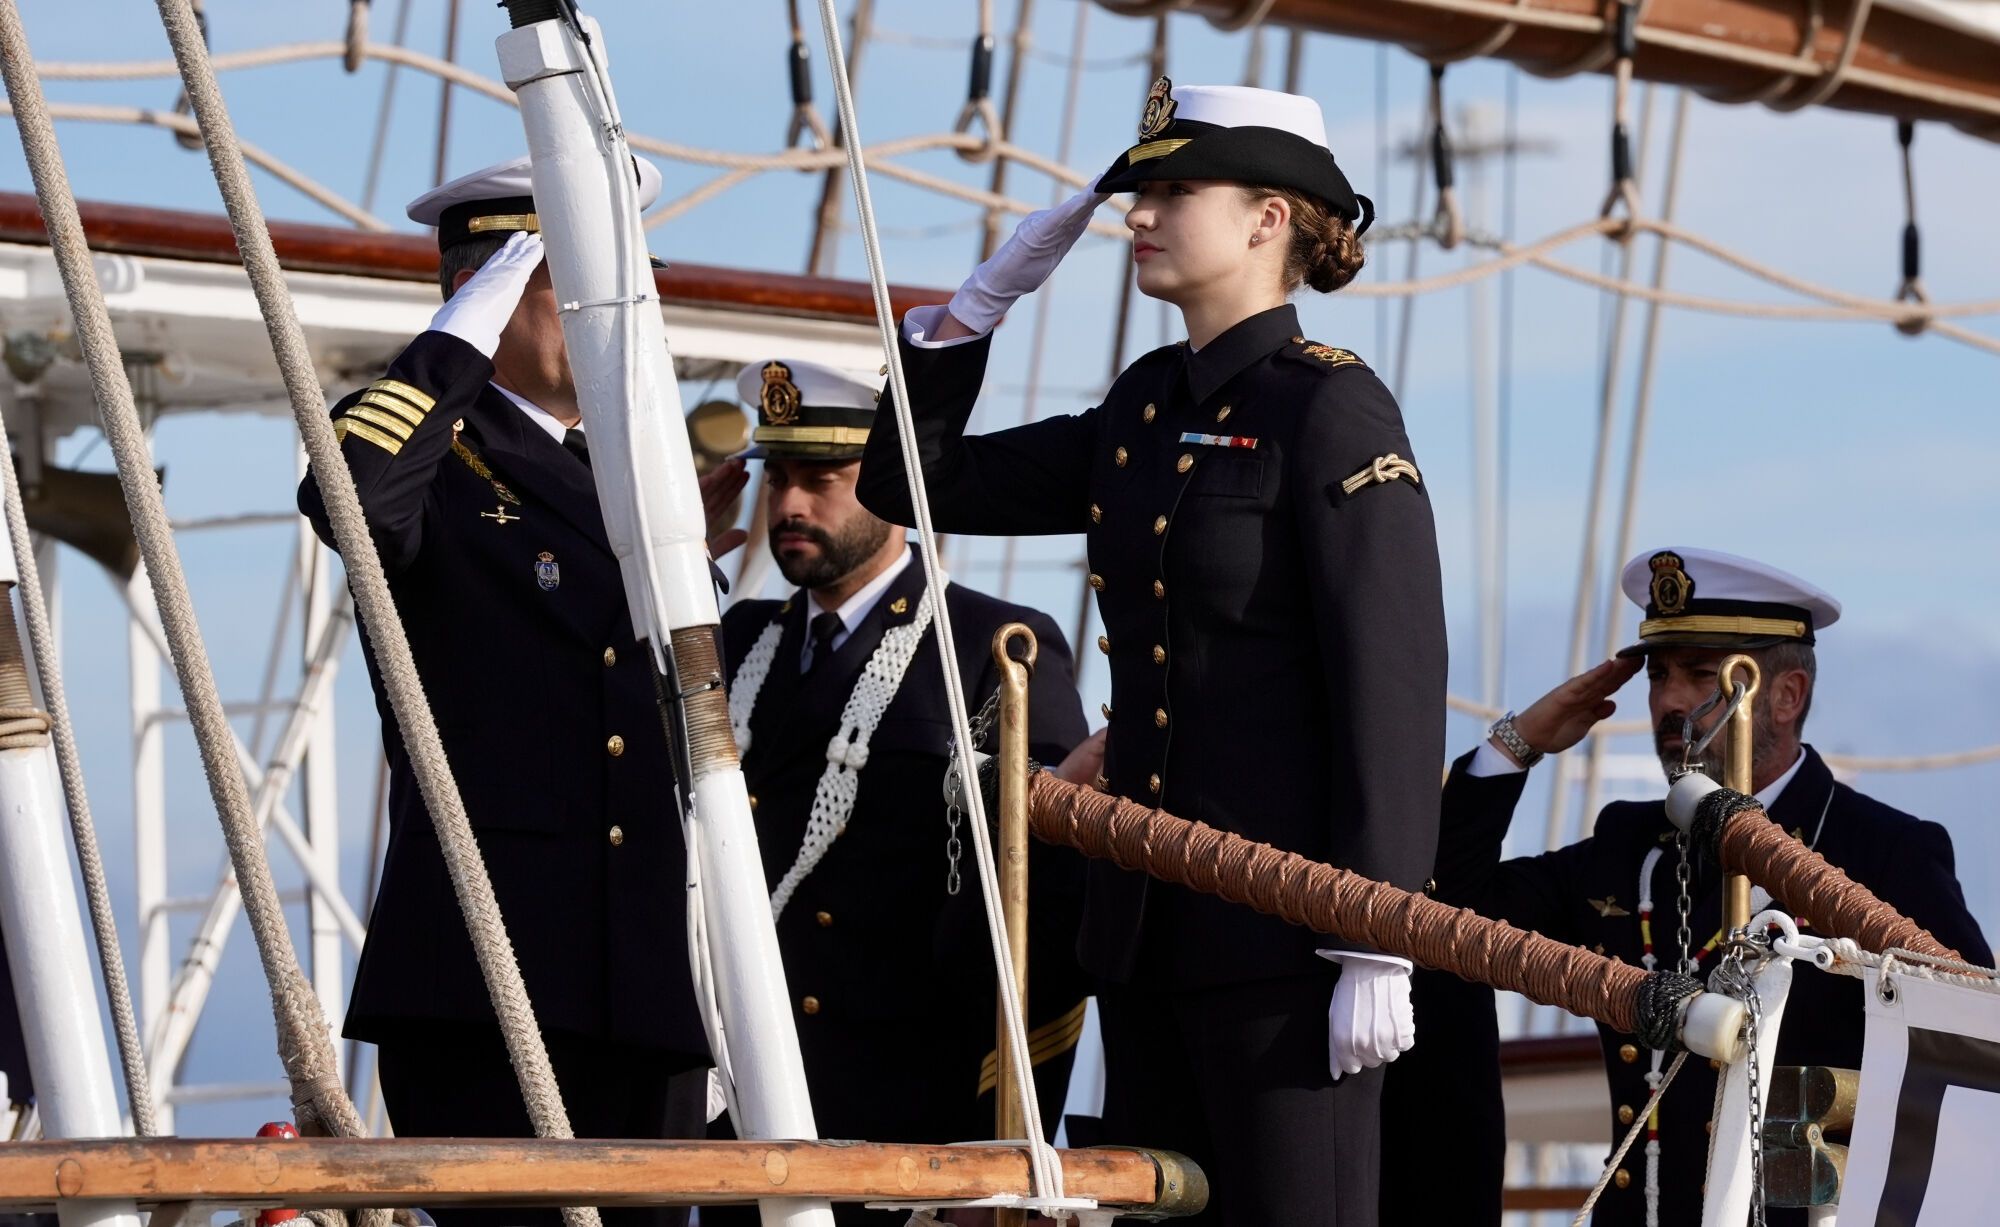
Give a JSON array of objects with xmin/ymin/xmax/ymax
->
[{"xmin": 1488, "ymin": 711, "xmax": 1545, "ymax": 769}]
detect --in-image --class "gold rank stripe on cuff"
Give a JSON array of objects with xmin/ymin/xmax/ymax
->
[
  {"xmin": 1339, "ymin": 453, "xmax": 1421, "ymax": 496},
  {"xmin": 1637, "ymin": 615, "xmax": 1809, "ymax": 641},
  {"xmin": 975, "ymin": 998, "xmax": 1090, "ymax": 1095},
  {"xmin": 334, "ymin": 379, "xmax": 437, "ymax": 456}
]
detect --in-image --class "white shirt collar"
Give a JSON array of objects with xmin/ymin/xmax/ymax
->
[
  {"xmin": 1754, "ymin": 746, "xmax": 1809, "ymax": 810},
  {"xmin": 491, "ymin": 382, "xmax": 570, "ymax": 444},
  {"xmin": 800, "ymin": 546, "xmax": 915, "ymax": 667}
]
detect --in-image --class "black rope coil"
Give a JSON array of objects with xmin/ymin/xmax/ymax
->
[
  {"xmin": 1633, "ymin": 969, "xmax": 1704, "ymax": 1053},
  {"xmin": 1689, "ymin": 785, "xmax": 1764, "ymax": 876}
]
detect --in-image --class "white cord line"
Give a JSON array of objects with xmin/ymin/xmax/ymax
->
[{"xmin": 809, "ymin": 0, "xmax": 1060, "ymax": 1205}]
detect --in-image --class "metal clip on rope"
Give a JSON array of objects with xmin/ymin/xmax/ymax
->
[
  {"xmin": 1894, "ymin": 119, "xmax": 1929, "ymax": 337},
  {"xmin": 784, "ymin": 38, "xmax": 831, "ymax": 154},
  {"xmin": 1599, "ymin": 0, "xmax": 1643, "ymax": 237},
  {"xmin": 1427, "ymin": 64, "xmax": 1465, "ymax": 251},
  {"xmin": 953, "ymin": 32, "xmax": 1002, "ymax": 163}
]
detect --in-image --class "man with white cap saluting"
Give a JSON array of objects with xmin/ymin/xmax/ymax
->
[
  {"xmin": 298, "ymin": 156, "xmax": 746, "ymax": 1227},
  {"xmin": 1390, "ymin": 547, "xmax": 1989, "ymax": 1227}
]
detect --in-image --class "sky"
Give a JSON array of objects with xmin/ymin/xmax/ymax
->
[{"xmin": 3, "ymin": 0, "xmax": 1999, "ymax": 1138}]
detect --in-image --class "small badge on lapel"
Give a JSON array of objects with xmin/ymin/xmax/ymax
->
[
  {"xmin": 535, "ymin": 551, "xmax": 561, "ymax": 591},
  {"xmin": 889, "ymin": 596, "xmax": 910, "ymax": 616},
  {"xmin": 1589, "ymin": 896, "xmax": 1631, "ymax": 918}
]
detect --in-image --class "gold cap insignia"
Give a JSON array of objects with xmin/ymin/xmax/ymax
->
[
  {"xmin": 889, "ymin": 596, "xmax": 910, "ymax": 616},
  {"xmin": 1138, "ymin": 76, "xmax": 1178, "ymax": 140},
  {"xmin": 759, "ymin": 361, "xmax": 802, "ymax": 427},
  {"xmin": 1589, "ymin": 896, "xmax": 1631, "ymax": 918},
  {"xmin": 1648, "ymin": 551, "xmax": 1693, "ymax": 616}
]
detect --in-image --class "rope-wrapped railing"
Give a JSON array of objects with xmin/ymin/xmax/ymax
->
[
  {"xmin": 1025, "ymin": 772, "xmax": 1707, "ymax": 1048},
  {"xmin": 1679, "ymin": 785, "xmax": 1969, "ymax": 964}
]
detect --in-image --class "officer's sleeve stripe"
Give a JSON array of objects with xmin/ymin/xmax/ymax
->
[
  {"xmin": 368, "ymin": 378, "xmax": 436, "ymax": 413},
  {"xmin": 331, "ymin": 418, "xmax": 351, "ymax": 444},
  {"xmin": 355, "ymin": 389, "xmax": 428, "ymax": 428},
  {"xmin": 975, "ymin": 997, "xmax": 1089, "ymax": 1094},
  {"xmin": 338, "ymin": 417, "xmax": 405, "ymax": 456},
  {"xmin": 342, "ymin": 405, "xmax": 418, "ymax": 441}
]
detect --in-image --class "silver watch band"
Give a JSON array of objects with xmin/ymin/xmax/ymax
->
[{"xmin": 1488, "ymin": 711, "xmax": 1545, "ymax": 769}]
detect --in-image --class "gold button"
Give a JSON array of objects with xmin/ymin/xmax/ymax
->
[
  {"xmin": 1153, "ymin": 579, "xmax": 1165, "ymax": 599},
  {"xmin": 607, "ymin": 825, "xmax": 624, "ymax": 847},
  {"xmin": 815, "ymin": 911, "xmax": 833, "ymax": 928},
  {"xmin": 1613, "ymin": 1169, "xmax": 1631, "ymax": 1191},
  {"xmin": 1290, "ymin": 335, "xmax": 1304, "ymax": 344},
  {"xmin": 1090, "ymin": 503, "xmax": 1102, "ymax": 523},
  {"xmin": 1619, "ymin": 1043, "xmax": 1638, "ymax": 1064},
  {"xmin": 1152, "ymin": 645, "xmax": 1166, "ymax": 665},
  {"xmin": 1100, "ymin": 703, "xmax": 1112, "ymax": 720},
  {"xmin": 1142, "ymin": 403, "xmax": 1156, "ymax": 423},
  {"xmin": 1154, "ymin": 708, "xmax": 1168, "ymax": 728},
  {"xmin": 1216, "ymin": 405, "xmax": 1231, "ymax": 423},
  {"xmin": 1617, "ymin": 1104, "xmax": 1635, "ymax": 1126},
  {"xmin": 1097, "ymin": 634, "xmax": 1111, "ymax": 655},
  {"xmin": 1710, "ymin": 1057, "xmax": 1723, "ymax": 1071},
  {"xmin": 749, "ymin": 793, "xmax": 759, "ymax": 811},
  {"xmin": 1152, "ymin": 515, "xmax": 1167, "ymax": 535},
  {"xmin": 801, "ymin": 996, "xmax": 821, "ymax": 1016},
  {"xmin": 1147, "ymin": 773, "xmax": 1161, "ymax": 794},
  {"xmin": 1423, "ymin": 878, "xmax": 1438, "ymax": 895},
  {"xmin": 1176, "ymin": 454, "xmax": 1193, "ymax": 474},
  {"xmin": 606, "ymin": 734, "xmax": 625, "ymax": 757},
  {"xmin": 1114, "ymin": 446, "xmax": 1128, "ymax": 467},
  {"xmin": 1088, "ymin": 573, "xmax": 1105, "ymax": 590},
  {"xmin": 602, "ymin": 646, "xmax": 617, "ymax": 667}
]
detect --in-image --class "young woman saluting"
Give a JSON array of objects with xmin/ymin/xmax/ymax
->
[{"xmin": 857, "ymin": 82, "xmax": 1446, "ymax": 1227}]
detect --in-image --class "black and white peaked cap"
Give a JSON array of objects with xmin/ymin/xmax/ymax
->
[{"xmin": 1097, "ymin": 79, "xmax": 1372, "ymax": 234}]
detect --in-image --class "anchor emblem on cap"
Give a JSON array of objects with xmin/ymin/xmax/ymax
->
[
  {"xmin": 1648, "ymin": 550, "xmax": 1693, "ymax": 616},
  {"xmin": 760, "ymin": 361, "xmax": 802, "ymax": 427},
  {"xmin": 1138, "ymin": 76, "xmax": 1177, "ymax": 140}
]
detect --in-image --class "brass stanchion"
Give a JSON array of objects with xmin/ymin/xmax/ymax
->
[
  {"xmin": 991, "ymin": 622, "xmax": 1036, "ymax": 1227},
  {"xmin": 1718, "ymin": 654, "xmax": 1762, "ymax": 934}
]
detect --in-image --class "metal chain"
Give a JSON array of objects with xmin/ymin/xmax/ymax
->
[
  {"xmin": 1675, "ymin": 833, "xmax": 1695, "ymax": 975},
  {"xmin": 942, "ymin": 690, "xmax": 1003, "ymax": 896},
  {"xmin": 1713, "ymin": 946, "xmax": 1770, "ymax": 1226}
]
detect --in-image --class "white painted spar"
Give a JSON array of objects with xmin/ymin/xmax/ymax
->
[
  {"xmin": 1701, "ymin": 954, "xmax": 1794, "ymax": 1227},
  {"xmin": 497, "ymin": 17, "xmax": 713, "ymax": 650},
  {"xmin": 499, "ymin": 18, "xmax": 833, "ymax": 1227},
  {"xmin": 0, "ymin": 639, "xmax": 141, "ymax": 1227}
]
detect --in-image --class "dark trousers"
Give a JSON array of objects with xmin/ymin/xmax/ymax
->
[
  {"xmin": 375, "ymin": 1024, "xmax": 707, "ymax": 1227},
  {"xmin": 1098, "ymin": 974, "xmax": 1383, "ymax": 1227},
  {"xmin": 1380, "ymin": 970, "xmax": 1504, "ymax": 1227}
]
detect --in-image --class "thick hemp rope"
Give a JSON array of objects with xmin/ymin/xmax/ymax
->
[
  {"xmin": 142, "ymin": 4, "xmax": 596, "ymax": 1225},
  {"xmin": 1027, "ymin": 773, "xmax": 1673, "ymax": 1035},
  {"xmin": 0, "ymin": 399, "xmax": 157, "ymax": 1136},
  {"xmin": 0, "ymin": 0, "xmax": 375, "ymax": 1186},
  {"xmin": 1688, "ymin": 789, "xmax": 1969, "ymax": 963}
]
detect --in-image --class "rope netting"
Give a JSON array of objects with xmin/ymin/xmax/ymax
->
[{"xmin": 21, "ymin": 41, "xmax": 2000, "ymax": 357}]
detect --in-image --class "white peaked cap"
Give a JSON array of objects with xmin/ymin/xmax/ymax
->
[
  {"xmin": 1168, "ymin": 85, "xmax": 1330, "ymax": 150},
  {"xmin": 734, "ymin": 358, "xmax": 878, "ymax": 413},
  {"xmin": 1619, "ymin": 547, "xmax": 1841, "ymax": 629},
  {"xmin": 406, "ymin": 154, "xmax": 664, "ymax": 226}
]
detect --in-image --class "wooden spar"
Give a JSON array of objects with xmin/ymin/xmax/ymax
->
[
  {"xmin": 1100, "ymin": 0, "xmax": 2000, "ymax": 137},
  {"xmin": 0, "ymin": 1139, "xmax": 1198, "ymax": 1213},
  {"xmin": 0, "ymin": 192, "xmax": 950, "ymax": 322}
]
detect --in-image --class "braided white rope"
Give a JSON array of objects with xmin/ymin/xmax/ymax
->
[
  {"xmin": 728, "ymin": 619, "xmax": 784, "ymax": 753},
  {"xmin": 770, "ymin": 592, "xmax": 939, "ymax": 919}
]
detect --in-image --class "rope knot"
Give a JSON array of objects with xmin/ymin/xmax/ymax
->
[{"xmin": 826, "ymin": 733, "xmax": 868, "ymax": 771}]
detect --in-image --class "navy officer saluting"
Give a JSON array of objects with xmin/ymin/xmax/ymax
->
[
  {"xmin": 858, "ymin": 81, "xmax": 1447, "ymax": 1227},
  {"xmin": 703, "ymin": 358, "xmax": 1093, "ymax": 1226},
  {"xmin": 1419, "ymin": 547, "xmax": 1989, "ymax": 1227},
  {"xmin": 298, "ymin": 157, "xmax": 745, "ymax": 1227}
]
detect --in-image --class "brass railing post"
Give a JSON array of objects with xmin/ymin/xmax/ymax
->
[
  {"xmin": 991, "ymin": 622, "xmax": 1037, "ymax": 1180},
  {"xmin": 1718, "ymin": 654, "xmax": 1763, "ymax": 934}
]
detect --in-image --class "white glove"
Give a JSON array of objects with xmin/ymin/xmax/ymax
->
[
  {"xmin": 428, "ymin": 229, "xmax": 545, "ymax": 358},
  {"xmin": 1318, "ymin": 950, "xmax": 1416, "ymax": 1080},
  {"xmin": 946, "ymin": 181, "xmax": 1109, "ymax": 335}
]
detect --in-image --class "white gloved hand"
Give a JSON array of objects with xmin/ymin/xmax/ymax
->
[
  {"xmin": 428, "ymin": 229, "xmax": 545, "ymax": 358},
  {"xmin": 1318, "ymin": 950, "xmax": 1416, "ymax": 1080},
  {"xmin": 946, "ymin": 180, "xmax": 1109, "ymax": 335}
]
